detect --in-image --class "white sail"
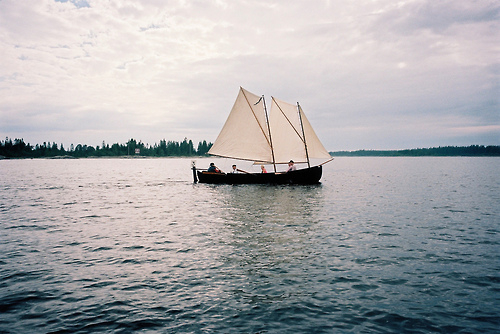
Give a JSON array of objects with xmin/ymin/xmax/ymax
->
[
  {"xmin": 208, "ymin": 87, "xmax": 273, "ymax": 162},
  {"xmin": 269, "ymin": 97, "xmax": 308, "ymax": 164},
  {"xmin": 209, "ymin": 87, "xmax": 331, "ymax": 166},
  {"xmin": 269, "ymin": 97, "xmax": 332, "ymax": 164},
  {"xmin": 297, "ymin": 104, "xmax": 332, "ymax": 161}
]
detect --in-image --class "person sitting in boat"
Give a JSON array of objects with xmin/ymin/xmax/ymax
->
[
  {"xmin": 261, "ymin": 165, "xmax": 268, "ymax": 173},
  {"xmin": 231, "ymin": 165, "xmax": 238, "ymax": 173},
  {"xmin": 207, "ymin": 162, "xmax": 221, "ymax": 173},
  {"xmin": 286, "ymin": 160, "xmax": 296, "ymax": 172}
]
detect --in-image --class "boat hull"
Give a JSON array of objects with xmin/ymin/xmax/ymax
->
[{"xmin": 196, "ymin": 166, "xmax": 323, "ymax": 185}]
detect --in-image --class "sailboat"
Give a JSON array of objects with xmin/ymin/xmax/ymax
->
[{"xmin": 193, "ymin": 87, "xmax": 333, "ymax": 184}]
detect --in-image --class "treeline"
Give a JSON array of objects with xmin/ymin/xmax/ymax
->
[
  {"xmin": 331, "ymin": 145, "xmax": 500, "ymax": 157},
  {"xmin": 0, "ymin": 137, "xmax": 212, "ymax": 158}
]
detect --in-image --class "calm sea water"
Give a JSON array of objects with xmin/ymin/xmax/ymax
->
[{"xmin": 0, "ymin": 157, "xmax": 499, "ymax": 333}]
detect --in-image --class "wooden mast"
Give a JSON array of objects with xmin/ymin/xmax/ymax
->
[
  {"xmin": 297, "ymin": 102, "xmax": 310, "ymax": 168},
  {"xmin": 262, "ymin": 96, "xmax": 277, "ymax": 173}
]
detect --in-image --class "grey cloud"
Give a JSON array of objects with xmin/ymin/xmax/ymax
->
[
  {"xmin": 0, "ymin": 0, "xmax": 498, "ymax": 150},
  {"xmin": 375, "ymin": 0, "xmax": 500, "ymax": 33}
]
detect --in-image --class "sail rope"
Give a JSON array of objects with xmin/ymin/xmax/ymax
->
[
  {"xmin": 241, "ymin": 89, "xmax": 272, "ymax": 149},
  {"xmin": 271, "ymin": 97, "xmax": 305, "ymax": 142}
]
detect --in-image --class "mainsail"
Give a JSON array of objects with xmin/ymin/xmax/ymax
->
[
  {"xmin": 208, "ymin": 87, "xmax": 331, "ymax": 165},
  {"xmin": 270, "ymin": 97, "xmax": 331, "ymax": 164},
  {"xmin": 268, "ymin": 97, "xmax": 302, "ymax": 164},
  {"xmin": 296, "ymin": 103, "xmax": 333, "ymax": 161}
]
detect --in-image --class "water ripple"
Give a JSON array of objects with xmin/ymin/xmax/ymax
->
[{"xmin": 0, "ymin": 157, "xmax": 499, "ymax": 333}]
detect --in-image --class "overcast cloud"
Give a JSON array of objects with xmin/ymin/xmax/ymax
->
[{"xmin": 0, "ymin": 0, "xmax": 498, "ymax": 150}]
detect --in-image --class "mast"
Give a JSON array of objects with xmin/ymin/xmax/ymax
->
[
  {"xmin": 297, "ymin": 102, "xmax": 310, "ymax": 168},
  {"xmin": 262, "ymin": 96, "xmax": 277, "ymax": 172},
  {"xmin": 209, "ymin": 87, "xmax": 274, "ymax": 163}
]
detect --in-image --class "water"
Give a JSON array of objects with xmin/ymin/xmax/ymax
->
[{"xmin": 1, "ymin": 157, "xmax": 499, "ymax": 333}]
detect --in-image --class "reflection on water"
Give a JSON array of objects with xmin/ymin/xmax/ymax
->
[
  {"xmin": 217, "ymin": 185, "xmax": 325, "ymax": 273},
  {"xmin": 219, "ymin": 184, "xmax": 324, "ymax": 223},
  {"xmin": 197, "ymin": 184, "xmax": 335, "ymax": 332}
]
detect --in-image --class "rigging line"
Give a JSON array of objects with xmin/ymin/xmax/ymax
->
[
  {"xmin": 297, "ymin": 102, "xmax": 310, "ymax": 168},
  {"xmin": 241, "ymin": 88, "xmax": 272, "ymax": 148},
  {"xmin": 262, "ymin": 95, "xmax": 277, "ymax": 172},
  {"xmin": 271, "ymin": 97, "xmax": 305, "ymax": 142}
]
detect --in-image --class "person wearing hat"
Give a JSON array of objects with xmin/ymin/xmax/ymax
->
[
  {"xmin": 207, "ymin": 162, "xmax": 221, "ymax": 173},
  {"xmin": 286, "ymin": 160, "xmax": 296, "ymax": 172}
]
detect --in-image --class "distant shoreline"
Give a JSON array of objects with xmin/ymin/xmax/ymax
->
[
  {"xmin": 330, "ymin": 145, "xmax": 500, "ymax": 157},
  {"xmin": 0, "ymin": 155, "xmax": 208, "ymax": 160},
  {"xmin": 1, "ymin": 141, "xmax": 499, "ymax": 159},
  {"xmin": 0, "ymin": 138, "xmax": 212, "ymax": 159}
]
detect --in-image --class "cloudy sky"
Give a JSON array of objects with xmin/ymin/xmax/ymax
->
[{"xmin": 1, "ymin": 0, "xmax": 498, "ymax": 151}]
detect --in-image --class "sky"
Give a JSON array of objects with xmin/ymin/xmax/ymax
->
[{"xmin": 0, "ymin": 0, "xmax": 498, "ymax": 151}]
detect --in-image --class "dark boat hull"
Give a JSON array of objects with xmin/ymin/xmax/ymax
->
[{"xmin": 196, "ymin": 166, "xmax": 323, "ymax": 185}]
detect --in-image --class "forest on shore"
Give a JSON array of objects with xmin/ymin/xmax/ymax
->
[
  {"xmin": 0, "ymin": 137, "xmax": 212, "ymax": 158},
  {"xmin": 330, "ymin": 145, "xmax": 500, "ymax": 157},
  {"xmin": 1, "ymin": 138, "xmax": 499, "ymax": 158}
]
